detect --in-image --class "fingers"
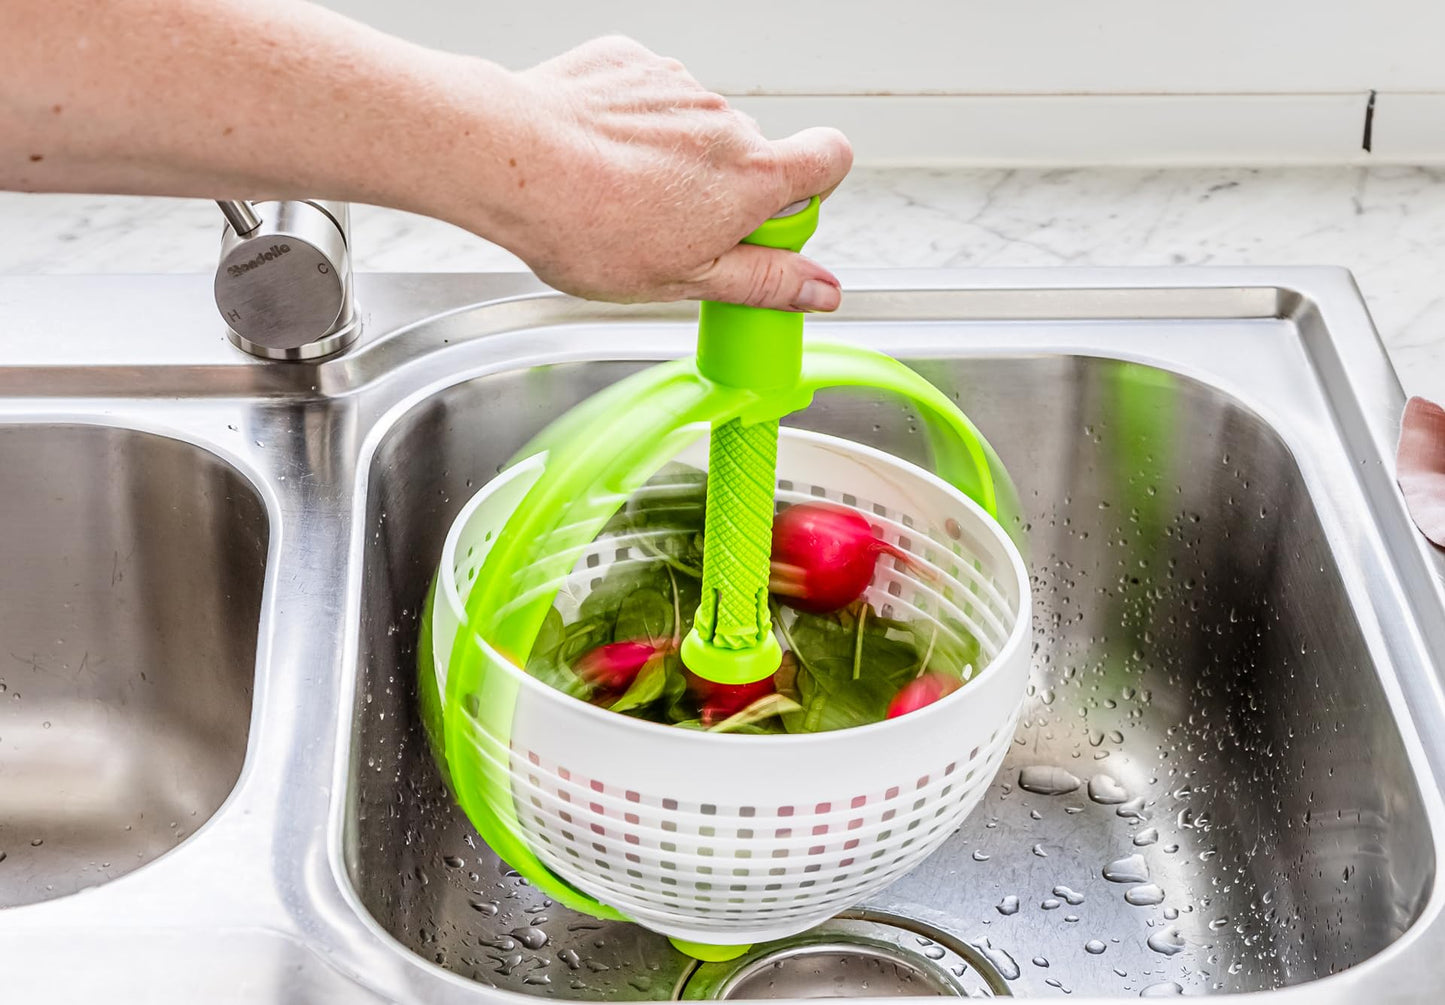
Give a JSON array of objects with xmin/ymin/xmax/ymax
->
[
  {"xmin": 769, "ymin": 126, "xmax": 853, "ymax": 206},
  {"xmin": 682, "ymin": 243, "xmax": 843, "ymax": 312}
]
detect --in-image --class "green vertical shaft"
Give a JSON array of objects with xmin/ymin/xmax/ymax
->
[
  {"xmin": 681, "ymin": 196, "xmax": 819, "ymax": 685},
  {"xmin": 694, "ymin": 417, "xmax": 779, "ymax": 649}
]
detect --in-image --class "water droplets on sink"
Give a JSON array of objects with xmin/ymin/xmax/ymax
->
[
  {"xmin": 1019, "ymin": 765, "xmax": 1083, "ymax": 795},
  {"xmin": 1053, "ymin": 884, "xmax": 1085, "ymax": 905},
  {"xmin": 1146, "ymin": 928, "xmax": 1187, "ymax": 957},
  {"xmin": 1088, "ymin": 773, "xmax": 1130, "ymax": 804},
  {"xmin": 970, "ymin": 938, "xmax": 1020, "ymax": 981},
  {"xmin": 510, "ymin": 926, "xmax": 548, "ymax": 950},
  {"xmin": 1103, "ymin": 854, "xmax": 1150, "ymax": 884},
  {"xmin": 1117, "ymin": 796, "xmax": 1150, "ymax": 820},
  {"xmin": 1125, "ymin": 884, "xmax": 1165, "ymax": 907},
  {"xmin": 1139, "ymin": 979, "xmax": 1186, "ymax": 996}
]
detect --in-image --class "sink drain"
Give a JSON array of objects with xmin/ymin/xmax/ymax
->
[
  {"xmin": 716, "ymin": 945, "xmax": 954, "ymax": 999},
  {"xmin": 675, "ymin": 913, "xmax": 1009, "ymax": 999}
]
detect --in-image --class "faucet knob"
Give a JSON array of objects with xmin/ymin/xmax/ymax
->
[{"xmin": 213, "ymin": 199, "xmax": 358, "ymax": 360}]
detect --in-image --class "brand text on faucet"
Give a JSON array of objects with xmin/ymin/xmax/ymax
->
[{"xmin": 227, "ymin": 243, "xmax": 292, "ymax": 277}]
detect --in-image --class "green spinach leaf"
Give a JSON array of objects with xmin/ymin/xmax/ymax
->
[
  {"xmin": 609, "ymin": 656, "xmax": 669, "ymax": 713},
  {"xmin": 779, "ymin": 609, "xmax": 921, "ymax": 733},
  {"xmin": 615, "ymin": 587, "xmax": 673, "ymax": 644},
  {"xmin": 708, "ymin": 693, "xmax": 803, "ymax": 733}
]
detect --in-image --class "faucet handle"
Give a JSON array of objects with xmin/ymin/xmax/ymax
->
[
  {"xmin": 213, "ymin": 199, "xmax": 358, "ymax": 360},
  {"xmin": 216, "ymin": 200, "xmax": 262, "ymax": 236}
]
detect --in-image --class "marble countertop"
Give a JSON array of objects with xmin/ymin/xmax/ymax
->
[{"xmin": 2, "ymin": 166, "xmax": 1443, "ymax": 402}]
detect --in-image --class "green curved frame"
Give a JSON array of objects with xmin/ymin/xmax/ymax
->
[{"xmin": 433, "ymin": 342, "xmax": 1021, "ymax": 923}]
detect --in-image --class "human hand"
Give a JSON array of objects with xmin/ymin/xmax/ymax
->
[{"xmin": 469, "ymin": 36, "xmax": 853, "ymax": 311}]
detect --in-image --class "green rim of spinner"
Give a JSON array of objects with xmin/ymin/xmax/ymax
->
[{"xmin": 426, "ymin": 197, "xmax": 1022, "ymax": 955}]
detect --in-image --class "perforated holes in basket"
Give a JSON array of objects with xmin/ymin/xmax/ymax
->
[
  {"xmin": 772, "ymin": 482, "xmax": 1012, "ymax": 667},
  {"xmin": 510, "ymin": 732, "xmax": 1005, "ymax": 922}
]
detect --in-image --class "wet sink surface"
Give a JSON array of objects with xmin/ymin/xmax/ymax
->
[
  {"xmin": 0, "ymin": 424, "xmax": 267, "ymax": 906},
  {"xmin": 347, "ymin": 352, "xmax": 1434, "ymax": 997}
]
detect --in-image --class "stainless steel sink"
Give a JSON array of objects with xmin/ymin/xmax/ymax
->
[
  {"xmin": 1, "ymin": 269, "xmax": 1443, "ymax": 1003},
  {"xmin": 0, "ymin": 424, "xmax": 267, "ymax": 906}
]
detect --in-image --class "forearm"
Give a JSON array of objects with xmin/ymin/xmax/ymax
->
[
  {"xmin": 2, "ymin": 4, "xmax": 852, "ymax": 310},
  {"xmin": 0, "ymin": 0, "xmax": 515, "ymax": 228}
]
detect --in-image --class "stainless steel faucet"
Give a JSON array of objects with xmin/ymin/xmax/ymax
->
[{"xmin": 213, "ymin": 199, "xmax": 358, "ymax": 360}]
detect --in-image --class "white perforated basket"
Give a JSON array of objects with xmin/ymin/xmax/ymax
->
[{"xmin": 432, "ymin": 428, "xmax": 1030, "ymax": 945}]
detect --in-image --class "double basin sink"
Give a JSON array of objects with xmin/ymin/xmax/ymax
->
[{"xmin": 0, "ymin": 269, "xmax": 1443, "ymax": 1001}]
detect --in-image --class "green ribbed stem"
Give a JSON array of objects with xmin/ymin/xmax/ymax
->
[{"xmin": 694, "ymin": 417, "xmax": 778, "ymax": 649}]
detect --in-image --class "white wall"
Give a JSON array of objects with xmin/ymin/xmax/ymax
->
[{"xmin": 321, "ymin": 1, "xmax": 1445, "ymax": 165}]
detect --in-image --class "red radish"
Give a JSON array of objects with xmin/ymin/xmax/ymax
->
[
  {"xmin": 886, "ymin": 672, "xmax": 960, "ymax": 719},
  {"xmin": 769, "ymin": 503, "xmax": 921, "ymax": 613},
  {"xmin": 575, "ymin": 640, "xmax": 665, "ymax": 692},
  {"xmin": 687, "ymin": 671, "xmax": 777, "ymax": 727}
]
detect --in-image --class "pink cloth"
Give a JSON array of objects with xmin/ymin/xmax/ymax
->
[{"xmin": 1398, "ymin": 396, "xmax": 1445, "ymax": 548}]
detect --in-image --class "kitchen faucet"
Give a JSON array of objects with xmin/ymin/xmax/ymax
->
[{"xmin": 213, "ymin": 199, "xmax": 358, "ymax": 360}]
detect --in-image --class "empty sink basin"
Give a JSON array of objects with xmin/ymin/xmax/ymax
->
[{"xmin": 0, "ymin": 424, "xmax": 267, "ymax": 907}]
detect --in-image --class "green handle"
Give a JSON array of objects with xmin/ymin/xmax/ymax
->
[
  {"xmin": 682, "ymin": 198, "xmax": 819, "ymax": 685},
  {"xmin": 694, "ymin": 197, "xmax": 817, "ymax": 392}
]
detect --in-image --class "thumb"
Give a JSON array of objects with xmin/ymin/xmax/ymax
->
[{"xmin": 684, "ymin": 243, "xmax": 842, "ymax": 312}]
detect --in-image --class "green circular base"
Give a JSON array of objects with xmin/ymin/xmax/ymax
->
[
  {"xmin": 681, "ymin": 630, "xmax": 782, "ymax": 685},
  {"xmin": 670, "ymin": 937, "xmax": 753, "ymax": 962}
]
